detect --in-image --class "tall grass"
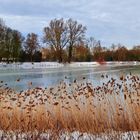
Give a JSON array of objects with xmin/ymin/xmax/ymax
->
[{"xmin": 0, "ymin": 74, "xmax": 140, "ymax": 138}]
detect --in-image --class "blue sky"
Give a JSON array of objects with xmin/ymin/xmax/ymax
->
[{"xmin": 0, "ymin": 0, "xmax": 140, "ymax": 47}]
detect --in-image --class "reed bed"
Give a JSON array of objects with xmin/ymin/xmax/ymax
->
[{"xmin": 0, "ymin": 74, "xmax": 140, "ymax": 139}]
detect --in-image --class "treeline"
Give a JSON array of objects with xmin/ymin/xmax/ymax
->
[
  {"xmin": 42, "ymin": 42, "xmax": 140, "ymax": 62},
  {"xmin": 0, "ymin": 19, "xmax": 23, "ymax": 62},
  {"xmin": 0, "ymin": 18, "xmax": 140, "ymax": 63}
]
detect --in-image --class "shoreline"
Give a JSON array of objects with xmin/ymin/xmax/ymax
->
[{"xmin": 0, "ymin": 61, "xmax": 140, "ymax": 69}]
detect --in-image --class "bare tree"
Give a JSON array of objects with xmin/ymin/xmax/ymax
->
[
  {"xmin": 43, "ymin": 19, "xmax": 68, "ymax": 63},
  {"xmin": 0, "ymin": 19, "xmax": 6, "ymax": 60},
  {"xmin": 24, "ymin": 33, "xmax": 39, "ymax": 62},
  {"xmin": 11, "ymin": 30, "xmax": 23, "ymax": 61},
  {"xmin": 88, "ymin": 37, "xmax": 99, "ymax": 48},
  {"xmin": 0, "ymin": 18, "xmax": 5, "ymax": 42},
  {"xmin": 0, "ymin": 19, "xmax": 23, "ymax": 62},
  {"xmin": 67, "ymin": 18, "xmax": 86, "ymax": 63}
]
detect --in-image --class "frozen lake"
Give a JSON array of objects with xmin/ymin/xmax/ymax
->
[{"xmin": 0, "ymin": 64, "xmax": 140, "ymax": 91}]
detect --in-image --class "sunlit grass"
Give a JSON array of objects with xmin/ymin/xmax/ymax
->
[{"xmin": 0, "ymin": 74, "xmax": 140, "ymax": 139}]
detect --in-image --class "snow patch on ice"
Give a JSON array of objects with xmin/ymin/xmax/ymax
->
[{"xmin": 0, "ymin": 61, "xmax": 140, "ymax": 69}]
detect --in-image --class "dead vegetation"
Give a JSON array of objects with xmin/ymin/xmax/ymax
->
[{"xmin": 0, "ymin": 74, "xmax": 140, "ymax": 139}]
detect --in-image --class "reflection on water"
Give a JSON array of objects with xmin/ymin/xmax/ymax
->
[{"xmin": 0, "ymin": 65, "xmax": 140, "ymax": 91}]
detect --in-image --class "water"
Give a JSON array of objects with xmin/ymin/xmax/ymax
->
[{"xmin": 0, "ymin": 65, "xmax": 140, "ymax": 91}]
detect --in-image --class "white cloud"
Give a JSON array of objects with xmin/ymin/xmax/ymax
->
[{"xmin": 0, "ymin": 0, "xmax": 140, "ymax": 47}]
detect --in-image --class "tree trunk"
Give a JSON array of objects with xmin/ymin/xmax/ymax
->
[
  {"xmin": 68, "ymin": 45, "xmax": 72, "ymax": 63},
  {"xmin": 30, "ymin": 52, "xmax": 33, "ymax": 62},
  {"xmin": 58, "ymin": 49, "xmax": 63, "ymax": 63}
]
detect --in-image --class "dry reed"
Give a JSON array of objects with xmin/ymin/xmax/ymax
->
[{"xmin": 0, "ymin": 74, "xmax": 140, "ymax": 139}]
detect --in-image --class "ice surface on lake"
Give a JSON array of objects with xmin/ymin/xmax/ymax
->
[{"xmin": 0, "ymin": 62, "xmax": 140, "ymax": 91}]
